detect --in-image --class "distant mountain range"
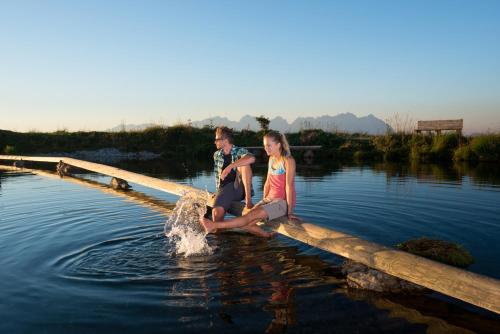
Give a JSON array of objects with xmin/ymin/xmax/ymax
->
[{"xmin": 108, "ymin": 113, "xmax": 390, "ymax": 134}]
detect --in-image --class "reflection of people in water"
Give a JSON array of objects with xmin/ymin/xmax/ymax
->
[
  {"xmin": 213, "ymin": 236, "xmax": 296, "ymax": 331},
  {"xmin": 261, "ymin": 263, "xmax": 296, "ymax": 334},
  {"xmin": 201, "ymin": 131, "xmax": 298, "ymax": 238}
]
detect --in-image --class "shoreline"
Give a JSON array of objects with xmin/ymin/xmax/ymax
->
[{"xmin": 1, "ymin": 127, "xmax": 499, "ymax": 163}]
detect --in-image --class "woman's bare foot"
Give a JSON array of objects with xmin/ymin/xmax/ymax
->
[{"xmin": 199, "ymin": 216, "xmax": 216, "ymax": 233}]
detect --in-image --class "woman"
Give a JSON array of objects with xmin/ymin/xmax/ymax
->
[{"xmin": 200, "ymin": 130, "xmax": 298, "ymax": 238}]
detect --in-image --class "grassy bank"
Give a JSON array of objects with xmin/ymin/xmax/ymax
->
[
  {"xmin": 371, "ymin": 132, "xmax": 500, "ymax": 163},
  {"xmin": 454, "ymin": 134, "xmax": 500, "ymax": 162},
  {"xmin": 0, "ymin": 125, "xmax": 217, "ymax": 159},
  {"xmin": 1, "ymin": 126, "xmax": 499, "ymax": 163},
  {"xmin": 0, "ymin": 126, "xmax": 378, "ymax": 162}
]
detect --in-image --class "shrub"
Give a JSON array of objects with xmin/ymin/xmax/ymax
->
[
  {"xmin": 453, "ymin": 145, "xmax": 478, "ymax": 162},
  {"xmin": 470, "ymin": 134, "xmax": 500, "ymax": 161},
  {"xmin": 3, "ymin": 145, "xmax": 16, "ymax": 154},
  {"xmin": 372, "ymin": 134, "xmax": 410, "ymax": 161},
  {"xmin": 299, "ymin": 129, "xmax": 324, "ymax": 145},
  {"xmin": 429, "ymin": 134, "xmax": 459, "ymax": 161},
  {"xmin": 409, "ymin": 135, "xmax": 431, "ymax": 161},
  {"xmin": 353, "ymin": 150, "xmax": 373, "ymax": 161}
]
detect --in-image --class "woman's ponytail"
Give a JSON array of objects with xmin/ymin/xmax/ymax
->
[{"xmin": 280, "ymin": 133, "xmax": 291, "ymax": 157}]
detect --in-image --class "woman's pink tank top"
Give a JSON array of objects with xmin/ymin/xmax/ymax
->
[{"xmin": 267, "ymin": 157, "xmax": 295, "ymax": 207}]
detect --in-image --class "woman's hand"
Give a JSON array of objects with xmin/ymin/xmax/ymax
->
[{"xmin": 287, "ymin": 213, "xmax": 300, "ymax": 221}]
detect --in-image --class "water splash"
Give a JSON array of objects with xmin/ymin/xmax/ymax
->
[{"xmin": 164, "ymin": 191, "xmax": 213, "ymax": 257}]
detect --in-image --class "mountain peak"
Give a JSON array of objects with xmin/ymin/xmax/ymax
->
[{"xmin": 191, "ymin": 114, "xmax": 388, "ymax": 134}]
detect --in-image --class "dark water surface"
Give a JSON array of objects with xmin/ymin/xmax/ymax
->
[{"xmin": 1, "ymin": 160, "xmax": 499, "ymax": 333}]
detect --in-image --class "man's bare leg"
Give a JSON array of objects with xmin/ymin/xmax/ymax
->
[
  {"xmin": 238, "ymin": 165, "xmax": 253, "ymax": 208},
  {"xmin": 212, "ymin": 206, "xmax": 225, "ymax": 222}
]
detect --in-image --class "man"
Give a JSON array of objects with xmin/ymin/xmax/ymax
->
[{"xmin": 211, "ymin": 126, "xmax": 255, "ymax": 222}]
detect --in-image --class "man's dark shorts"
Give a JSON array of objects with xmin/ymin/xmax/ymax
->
[{"xmin": 213, "ymin": 181, "xmax": 245, "ymax": 211}]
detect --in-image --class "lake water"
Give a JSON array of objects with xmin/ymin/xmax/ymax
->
[{"xmin": 1, "ymin": 160, "xmax": 499, "ymax": 333}]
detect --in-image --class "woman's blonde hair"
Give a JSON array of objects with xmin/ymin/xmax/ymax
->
[{"xmin": 264, "ymin": 130, "xmax": 291, "ymax": 158}]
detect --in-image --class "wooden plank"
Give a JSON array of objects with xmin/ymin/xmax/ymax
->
[
  {"xmin": 417, "ymin": 119, "xmax": 463, "ymax": 131},
  {"xmin": 1, "ymin": 154, "xmax": 499, "ymax": 314}
]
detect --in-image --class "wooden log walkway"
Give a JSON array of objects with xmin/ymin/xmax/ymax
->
[
  {"xmin": 0, "ymin": 165, "xmax": 175, "ymax": 215},
  {"xmin": 0, "ymin": 155, "xmax": 205, "ymax": 197},
  {"xmin": 1, "ymin": 154, "xmax": 499, "ymax": 314}
]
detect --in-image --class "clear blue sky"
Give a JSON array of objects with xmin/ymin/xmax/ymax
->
[{"xmin": 1, "ymin": 0, "xmax": 499, "ymax": 133}]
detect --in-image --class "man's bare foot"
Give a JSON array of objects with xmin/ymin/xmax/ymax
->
[{"xmin": 199, "ymin": 216, "xmax": 216, "ymax": 233}]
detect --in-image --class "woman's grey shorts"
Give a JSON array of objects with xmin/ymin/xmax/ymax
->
[
  {"xmin": 213, "ymin": 182, "xmax": 245, "ymax": 211},
  {"xmin": 255, "ymin": 198, "xmax": 288, "ymax": 221}
]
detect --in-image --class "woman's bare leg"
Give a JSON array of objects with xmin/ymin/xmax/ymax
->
[{"xmin": 200, "ymin": 207, "xmax": 268, "ymax": 233}]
